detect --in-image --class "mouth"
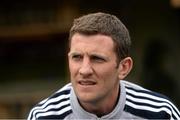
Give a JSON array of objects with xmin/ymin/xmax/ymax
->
[{"xmin": 78, "ymin": 80, "xmax": 96, "ymax": 86}]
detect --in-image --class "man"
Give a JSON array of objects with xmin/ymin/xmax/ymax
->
[{"xmin": 28, "ymin": 12, "xmax": 180, "ymax": 119}]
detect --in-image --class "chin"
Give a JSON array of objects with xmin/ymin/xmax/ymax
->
[{"xmin": 77, "ymin": 92, "xmax": 98, "ymax": 103}]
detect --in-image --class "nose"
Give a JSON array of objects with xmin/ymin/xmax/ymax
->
[{"xmin": 79, "ymin": 57, "xmax": 93, "ymax": 77}]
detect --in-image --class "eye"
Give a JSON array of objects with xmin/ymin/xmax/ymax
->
[
  {"xmin": 91, "ymin": 55, "xmax": 106, "ymax": 63},
  {"xmin": 71, "ymin": 54, "xmax": 82, "ymax": 61}
]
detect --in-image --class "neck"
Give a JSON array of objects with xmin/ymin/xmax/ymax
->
[{"xmin": 79, "ymin": 84, "xmax": 120, "ymax": 117}]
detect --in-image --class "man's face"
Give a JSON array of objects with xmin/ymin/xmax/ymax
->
[{"xmin": 68, "ymin": 33, "xmax": 120, "ymax": 105}]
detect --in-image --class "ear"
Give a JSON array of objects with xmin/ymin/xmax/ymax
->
[{"xmin": 118, "ymin": 57, "xmax": 133, "ymax": 80}]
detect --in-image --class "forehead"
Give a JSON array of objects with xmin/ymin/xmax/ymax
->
[{"xmin": 70, "ymin": 33, "xmax": 115, "ymax": 52}]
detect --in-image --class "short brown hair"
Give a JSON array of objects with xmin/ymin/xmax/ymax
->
[{"xmin": 69, "ymin": 12, "xmax": 131, "ymax": 62}]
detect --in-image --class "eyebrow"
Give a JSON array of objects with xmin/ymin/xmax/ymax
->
[
  {"xmin": 68, "ymin": 51, "xmax": 110, "ymax": 61},
  {"xmin": 68, "ymin": 51, "xmax": 82, "ymax": 57}
]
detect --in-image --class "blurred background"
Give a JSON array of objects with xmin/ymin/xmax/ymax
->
[{"xmin": 0, "ymin": 0, "xmax": 180, "ymax": 118}]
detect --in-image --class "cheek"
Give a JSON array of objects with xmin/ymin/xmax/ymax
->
[
  {"xmin": 69, "ymin": 61, "xmax": 79, "ymax": 76},
  {"xmin": 68, "ymin": 61, "xmax": 74, "ymax": 74},
  {"xmin": 96, "ymin": 64, "xmax": 119, "ymax": 81},
  {"xmin": 95, "ymin": 66, "xmax": 119, "ymax": 95}
]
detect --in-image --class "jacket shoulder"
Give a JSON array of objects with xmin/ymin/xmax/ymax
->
[
  {"xmin": 27, "ymin": 83, "xmax": 73, "ymax": 120},
  {"xmin": 122, "ymin": 81, "xmax": 180, "ymax": 119}
]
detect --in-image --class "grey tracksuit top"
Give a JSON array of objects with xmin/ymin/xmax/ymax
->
[{"xmin": 28, "ymin": 80, "xmax": 180, "ymax": 119}]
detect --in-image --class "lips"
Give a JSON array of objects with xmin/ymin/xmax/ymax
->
[{"xmin": 78, "ymin": 80, "xmax": 96, "ymax": 85}]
